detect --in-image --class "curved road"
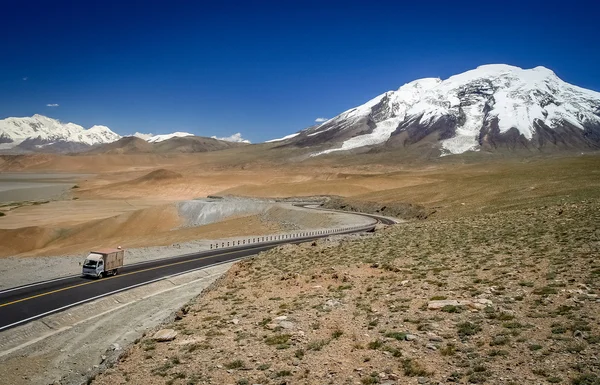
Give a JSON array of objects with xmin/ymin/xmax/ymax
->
[{"xmin": 0, "ymin": 208, "xmax": 396, "ymax": 331}]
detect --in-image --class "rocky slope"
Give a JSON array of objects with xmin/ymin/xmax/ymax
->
[
  {"xmin": 276, "ymin": 64, "xmax": 600, "ymax": 156},
  {"xmin": 91, "ymin": 199, "xmax": 600, "ymax": 385}
]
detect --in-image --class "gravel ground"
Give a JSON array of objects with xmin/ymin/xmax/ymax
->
[{"xmin": 91, "ymin": 199, "xmax": 600, "ymax": 385}]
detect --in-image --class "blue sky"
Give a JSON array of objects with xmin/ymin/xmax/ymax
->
[{"xmin": 1, "ymin": 0, "xmax": 598, "ymax": 142}]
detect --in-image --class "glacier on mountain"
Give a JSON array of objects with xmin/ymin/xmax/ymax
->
[{"xmin": 307, "ymin": 64, "xmax": 600, "ymax": 156}]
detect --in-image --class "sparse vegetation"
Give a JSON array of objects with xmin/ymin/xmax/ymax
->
[
  {"xmin": 86, "ymin": 165, "xmax": 600, "ymax": 385},
  {"xmin": 264, "ymin": 334, "xmax": 290, "ymax": 346},
  {"xmin": 402, "ymin": 358, "xmax": 431, "ymax": 377},
  {"xmin": 457, "ymin": 322, "xmax": 481, "ymax": 337},
  {"xmin": 225, "ymin": 359, "xmax": 245, "ymax": 370}
]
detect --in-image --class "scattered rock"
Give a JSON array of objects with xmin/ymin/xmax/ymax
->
[
  {"xmin": 152, "ymin": 329, "xmax": 177, "ymax": 342},
  {"xmin": 176, "ymin": 337, "xmax": 206, "ymax": 346},
  {"xmin": 325, "ymin": 299, "xmax": 342, "ymax": 308},
  {"xmin": 427, "ymin": 298, "xmax": 492, "ymax": 310},
  {"xmin": 405, "ymin": 334, "xmax": 418, "ymax": 341},
  {"xmin": 292, "ymin": 331, "xmax": 306, "ymax": 339},
  {"xmin": 279, "ymin": 321, "xmax": 295, "ymax": 329}
]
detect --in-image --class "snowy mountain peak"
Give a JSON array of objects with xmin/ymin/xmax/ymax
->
[
  {"xmin": 132, "ymin": 132, "xmax": 154, "ymax": 141},
  {"xmin": 288, "ymin": 64, "xmax": 600, "ymax": 156},
  {"xmin": 146, "ymin": 132, "xmax": 195, "ymax": 143},
  {"xmin": 0, "ymin": 115, "xmax": 121, "ymax": 150}
]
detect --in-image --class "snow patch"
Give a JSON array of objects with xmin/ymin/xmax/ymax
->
[
  {"xmin": 312, "ymin": 116, "xmax": 403, "ymax": 156},
  {"xmin": 211, "ymin": 133, "xmax": 250, "ymax": 143},
  {"xmin": 132, "ymin": 132, "xmax": 154, "ymax": 140},
  {"xmin": 266, "ymin": 132, "xmax": 300, "ymax": 143},
  {"xmin": 147, "ymin": 132, "xmax": 194, "ymax": 143}
]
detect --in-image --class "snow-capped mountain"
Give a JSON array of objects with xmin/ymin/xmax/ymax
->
[
  {"xmin": 0, "ymin": 116, "xmax": 204, "ymax": 152},
  {"xmin": 280, "ymin": 65, "xmax": 600, "ymax": 156},
  {"xmin": 0, "ymin": 114, "xmax": 121, "ymax": 150},
  {"xmin": 145, "ymin": 132, "xmax": 194, "ymax": 143},
  {"xmin": 132, "ymin": 132, "xmax": 154, "ymax": 141}
]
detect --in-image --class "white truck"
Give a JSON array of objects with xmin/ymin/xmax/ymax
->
[{"xmin": 82, "ymin": 248, "xmax": 124, "ymax": 278}]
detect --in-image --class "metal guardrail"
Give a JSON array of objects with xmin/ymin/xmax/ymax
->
[{"xmin": 208, "ymin": 223, "xmax": 376, "ymax": 250}]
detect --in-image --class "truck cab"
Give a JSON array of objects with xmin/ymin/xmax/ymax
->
[{"xmin": 82, "ymin": 253, "xmax": 105, "ymax": 278}]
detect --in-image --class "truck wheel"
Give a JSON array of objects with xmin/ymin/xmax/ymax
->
[
  {"xmin": 97, "ymin": 272, "xmax": 103, "ymax": 279},
  {"xmin": 114, "ymin": 269, "xmax": 118, "ymax": 276}
]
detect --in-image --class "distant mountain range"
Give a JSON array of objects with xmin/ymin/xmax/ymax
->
[
  {"xmin": 0, "ymin": 115, "xmax": 245, "ymax": 153},
  {"xmin": 0, "ymin": 114, "xmax": 120, "ymax": 152},
  {"xmin": 88, "ymin": 136, "xmax": 246, "ymax": 154},
  {"xmin": 4, "ymin": 64, "xmax": 600, "ymax": 157},
  {"xmin": 272, "ymin": 64, "xmax": 600, "ymax": 156},
  {"xmin": 135, "ymin": 132, "xmax": 195, "ymax": 143}
]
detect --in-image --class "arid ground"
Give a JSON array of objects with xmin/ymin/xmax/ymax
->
[
  {"xmin": 0, "ymin": 150, "xmax": 599, "ymax": 384},
  {"xmin": 2, "ymin": 149, "xmax": 599, "ymax": 258}
]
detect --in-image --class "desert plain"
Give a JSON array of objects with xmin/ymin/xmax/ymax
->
[{"xmin": 0, "ymin": 147, "xmax": 599, "ymax": 385}]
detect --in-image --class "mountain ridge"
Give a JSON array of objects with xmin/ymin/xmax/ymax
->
[
  {"xmin": 0, "ymin": 114, "xmax": 120, "ymax": 150},
  {"xmin": 0, "ymin": 115, "xmax": 245, "ymax": 153},
  {"xmin": 275, "ymin": 64, "xmax": 600, "ymax": 156}
]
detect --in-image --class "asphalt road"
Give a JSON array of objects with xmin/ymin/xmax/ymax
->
[{"xmin": 0, "ymin": 210, "xmax": 396, "ymax": 331}]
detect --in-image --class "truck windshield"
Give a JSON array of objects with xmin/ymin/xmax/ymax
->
[{"xmin": 84, "ymin": 260, "xmax": 97, "ymax": 267}]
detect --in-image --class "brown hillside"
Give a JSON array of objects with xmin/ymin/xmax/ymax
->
[
  {"xmin": 136, "ymin": 169, "xmax": 183, "ymax": 182},
  {"xmin": 88, "ymin": 136, "xmax": 154, "ymax": 154},
  {"xmin": 153, "ymin": 136, "xmax": 247, "ymax": 153}
]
